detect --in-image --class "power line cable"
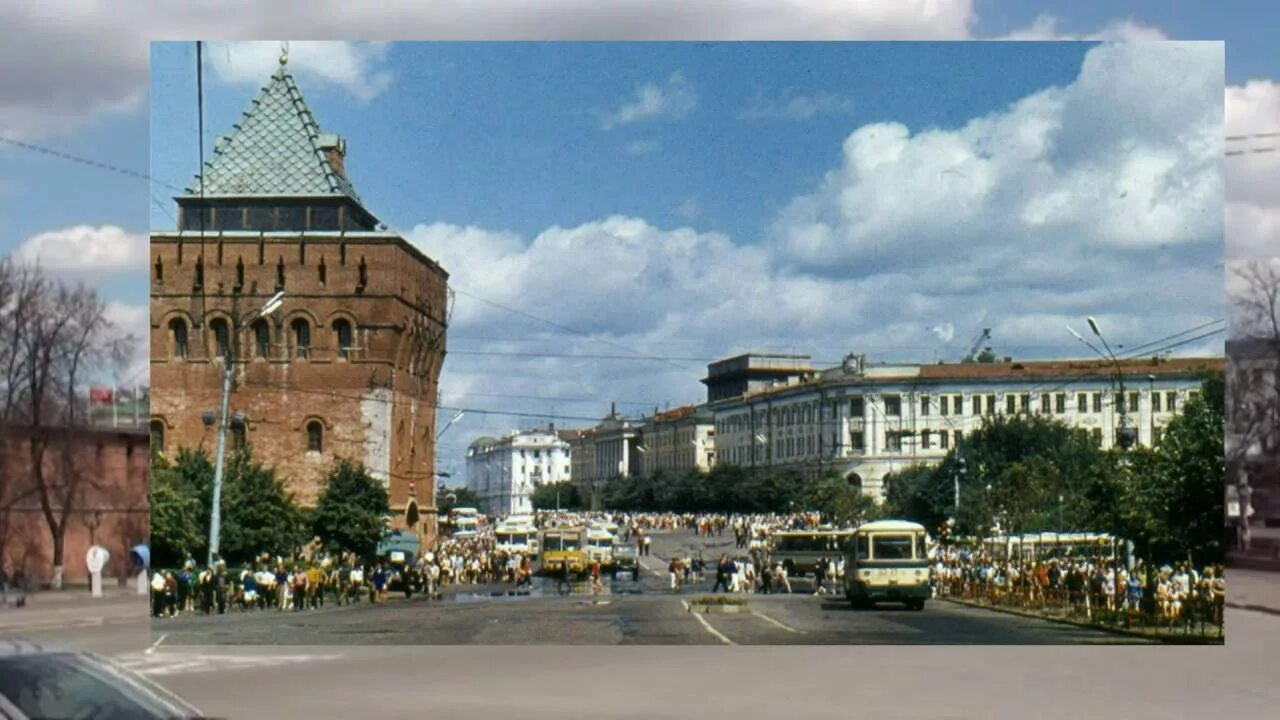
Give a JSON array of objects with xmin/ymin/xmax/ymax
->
[{"xmin": 0, "ymin": 134, "xmax": 185, "ymax": 193}]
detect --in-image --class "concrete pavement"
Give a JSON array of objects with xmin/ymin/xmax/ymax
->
[{"xmin": 1226, "ymin": 567, "xmax": 1280, "ymax": 615}]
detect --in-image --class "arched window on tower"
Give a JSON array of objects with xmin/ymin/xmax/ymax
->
[
  {"xmin": 307, "ymin": 420, "xmax": 323, "ymax": 453},
  {"xmin": 169, "ymin": 318, "xmax": 188, "ymax": 359},
  {"xmin": 333, "ymin": 318, "xmax": 353, "ymax": 360},
  {"xmin": 149, "ymin": 420, "xmax": 165, "ymax": 453},
  {"xmin": 209, "ymin": 317, "xmax": 230, "ymax": 362},
  {"xmin": 251, "ymin": 318, "xmax": 270, "ymax": 359},
  {"xmin": 291, "ymin": 318, "xmax": 310, "ymax": 359}
]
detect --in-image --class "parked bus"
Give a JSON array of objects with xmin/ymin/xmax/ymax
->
[
  {"xmin": 844, "ymin": 520, "xmax": 930, "ymax": 611},
  {"xmin": 768, "ymin": 529, "xmax": 856, "ymax": 577},
  {"xmin": 539, "ymin": 526, "xmax": 587, "ymax": 578}
]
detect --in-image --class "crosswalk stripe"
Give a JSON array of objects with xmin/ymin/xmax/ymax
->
[{"xmin": 114, "ymin": 652, "xmax": 343, "ymax": 677}]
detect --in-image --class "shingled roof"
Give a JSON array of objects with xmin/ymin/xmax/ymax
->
[{"xmin": 184, "ymin": 61, "xmax": 362, "ymax": 203}]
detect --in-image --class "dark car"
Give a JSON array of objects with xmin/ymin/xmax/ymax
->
[
  {"xmin": 0, "ymin": 640, "xmax": 205, "ymax": 719},
  {"xmin": 611, "ymin": 544, "xmax": 640, "ymax": 580}
]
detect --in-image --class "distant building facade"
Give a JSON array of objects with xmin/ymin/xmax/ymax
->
[
  {"xmin": 465, "ymin": 429, "xmax": 572, "ymax": 516},
  {"xmin": 1226, "ymin": 338, "xmax": 1279, "ymax": 546},
  {"xmin": 149, "ymin": 59, "xmax": 448, "ymax": 543},
  {"xmin": 710, "ymin": 354, "xmax": 1223, "ymax": 500},
  {"xmin": 701, "ymin": 353, "xmax": 813, "ymax": 402},
  {"xmin": 638, "ymin": 405, "xmax": 717, "ymax": 475}
]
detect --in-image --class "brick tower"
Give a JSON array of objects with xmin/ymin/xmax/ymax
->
[{"xmin": 150, "ymin": 54, "xmax": 449, "ymax": 545}]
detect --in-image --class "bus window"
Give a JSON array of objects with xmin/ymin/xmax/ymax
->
[
  {"xmin": 855, "ymin": 534, "xmax": 869, "ymax": 561},
  {"xmin": 871, "ymin": 535, "xmax": 915, "ymax": 560}
]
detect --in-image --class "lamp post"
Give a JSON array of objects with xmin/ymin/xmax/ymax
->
[
  {"xmin": 1068, "ymin": 318, "xmax": 1133, "ymax": 450},
  {"xmin": 207, "ymin": 291, "xmax": 284, "ymax": 568}
]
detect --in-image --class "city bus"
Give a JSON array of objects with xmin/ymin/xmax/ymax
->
[
  {"xmin": 768, "ymin": 529, "xmax": 856, "ymax": 577},
  {"xmin": 494, "ymin": 523, "xmax": 539, "ymax": 556},
  {"xmin": 844, "ymin": 520, "xmax": 931, "ymax": 611},
  {"xmin": 981, "ymin": 532, "xmax": 1123, "ymax": 565},
  {"xmin": 585, "ymin": 527, "xmax": 616, "ymax": 569},
  {"xmin": 538, "ymin": 526, "xmax": 587, "ymax": 578}
]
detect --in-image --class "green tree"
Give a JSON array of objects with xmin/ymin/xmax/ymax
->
[
  {"xmin": 437, "ymin": 486, "xmax": 480, "ymax": 514},
  {"xmin": 1146, "ymin": 374, "xmax": 1225, "ymax": 565},
  {"xmin": 532, "ymin": 481, "xmax": 581, "ymax": 511},
  {"xmin": 311, "ymin": 459, "xmax": 389, "ymax": 560},
  {"xmin": 217, "ymin": 449, "xmax": 307, "ymax": 565},
  {"xmin": 805, "ymin": 474, "xmax": 883, "ymax": 527},
  {"xmin": 147, "ymin": 452, "xmax": 206, "ymax": 568}
]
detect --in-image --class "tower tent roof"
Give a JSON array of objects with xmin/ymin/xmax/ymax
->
[{"xmin": 184, "ymin": 63, "xmax": 363, "ymax": 204}]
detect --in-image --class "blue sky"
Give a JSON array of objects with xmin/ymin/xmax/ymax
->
[
  {"xmin": 150, "ymin": 42, "xmax": 1096, "ymax": 247},
  {"xmin": 2, "ymin": 0, "xmax": 1276, "ymax": 478}
]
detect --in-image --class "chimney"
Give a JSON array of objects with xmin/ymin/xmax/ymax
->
[{"xmin": 318, "ymin": 133, "xmax": 347, "ymax": 179}]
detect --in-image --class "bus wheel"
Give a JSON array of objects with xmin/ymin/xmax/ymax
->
[{"xmin": 910, "ymin": 599, "xmax": 925, "ymax": 611}]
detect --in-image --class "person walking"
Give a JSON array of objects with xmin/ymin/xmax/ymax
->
[
  {"xmin": 590, "ymin": 559, "xmax": 604, "ymax": 596},
  {"xmin": 813, "ymin": 556, "xmax": 828, "ymax": 596},
  {"xmin": 775, "ymin": 562, "xmax": 792, "ymax": 594},
  {"xmin": 712, "ymin": 554, "xmax": 735, "ymax": 593}
]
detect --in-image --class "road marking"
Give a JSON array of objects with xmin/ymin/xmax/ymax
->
[
  {"xmin": 751, "ymin": 610, "xmax": 803, "ymax": 634},
  {"xmin": 0, "ymin": 616, "xmax": 105, "ymax": 633},
  {"xmin": 114, "ymin": 651, "xmax": 343, "ymax": 677},
  {"xmin": 681, "ymin": 600, "xmax": 735, "ymax": 645},
  {"xmin": 145, "ymin": 634, "xmax": 167, "ymax": 655}
]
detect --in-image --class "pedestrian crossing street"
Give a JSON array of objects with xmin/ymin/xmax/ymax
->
[{"xmin": 114, "ymin": 650, "xmax": 344, "ymax": 677}]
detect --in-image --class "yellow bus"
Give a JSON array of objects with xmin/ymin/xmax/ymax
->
[
  {"xmin": 844, "ymin": 520, "xmax": 930, "ymax": 611},
  {"xmin": 538, "ymin": 526, "xmax": 587, "ymax": 578}
]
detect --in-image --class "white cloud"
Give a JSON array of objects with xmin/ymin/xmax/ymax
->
[
  {"xmin": 601, "ymin": 71, "xmax": 697, "ymax": 130},
  {"xmin": 739, "ymin": 90, "xmax": 855, "ymax": 120},
  {"xmin": 207, "ymin": 41, "xmax": 393, "ymax": 102},
  {"xmin": 104, "ymin": 301, "xmax": 149, "ymax": 386},
  {"xmin": 16, "ymin": 225, "xmax": 146, "ymax": 273},
  {"xmin": 676, "ymin": 197, "xmax": 700, "ymax": 220},
  {"xmin": 624, "ymin": 139, "xmax": 661, "ymax": 156},
  {"xmin": 998, "ymin": 15, "xmax": 1169, "ymax": 41},
  {"xmin": 1225, "ymin": 80, "xmax": 1280, "ymax": 260},
  {"xmin": 771, "ymin": 43, "xmax": 1222, "ymax": 278}
]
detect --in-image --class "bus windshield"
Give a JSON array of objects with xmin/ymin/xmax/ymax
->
[
  {"xmin": 870, "ymin": 534, "xmax": 917, "ymax": 560},
  {"xmin": 774, "ymin": 534, "xmax": 848, "ymax": 552},
  {"xmin": 588, "ymin": 537, "xmax": 612, "ymax": 548},
  {"xmin": 544, "ymin": 536, "xmax": 580, "ymax": 552}
]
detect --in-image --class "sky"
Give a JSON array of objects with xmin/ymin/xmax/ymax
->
[{"xmin": 2, "ymin": 0, "xmax": 1276, "ymax": 481}]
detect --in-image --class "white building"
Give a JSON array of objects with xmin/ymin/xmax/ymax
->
[
  {"xmin": 465, "ymin": 428, "xmax": 572, "ymax": 516},
  {"xmin": 711, "ymin": 353, "xmax": 1223, "ymax": 501},
  {"xmin": 639, "ymin": 404, "xmax": 717, "ymax": 475}
]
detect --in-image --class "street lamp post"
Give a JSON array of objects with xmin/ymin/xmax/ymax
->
[
  {"xmin": 1068, "ymin": 318, "xmax": 1133, "ymax": 450},
  {"xmin": 207, "ymin": 291, "xmax": 284, "ymax": 568}
]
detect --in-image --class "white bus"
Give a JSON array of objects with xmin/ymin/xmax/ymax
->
[
  {"xmin": 844, "ymin": 520, "xmax": 931, "ymax": 611},
  {"xmin": 585, "ymin": 527, "xmax": 616, "ymax": 568},
  {"xmin": 495, "ymin": 523, "xmax": 539, "ymax": 555},
  {"xmin": 768, "ymin": 530, "xmax": 856, "ymax": 577}
]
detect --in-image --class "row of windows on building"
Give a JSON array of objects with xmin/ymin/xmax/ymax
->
[
  {"xmin": 719, "ymin": 423, "xmax": 1164, "ymax": 466},
  {"xmin": 717, "ymin": 389, "xmax": 1192, "ymax": 435},
  {"xmin": 150, "ymin": 418, "xmax": 327, "ymax": 454},
  {"xmin": 166, "ymin": 316, "xmax": 354, "ymax": 361}
]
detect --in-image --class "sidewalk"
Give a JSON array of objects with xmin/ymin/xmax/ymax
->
[
  {"xmin": 1, "ymin": 585, "xmax": 148, "ymax": 632},
  {"xmin": 1226, "ymin": 568, "xmax": 1280, "ymax": 616}
]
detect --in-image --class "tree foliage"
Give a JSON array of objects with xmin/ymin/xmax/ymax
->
[
  {"xmin": 530, "ymin": 481, "xmax": 582, "ymax": 511},
  {"xmin": 311, "ymin": 459, "xmax": 389, "ymax": 561},
  {"xmin": 437, "ymin": 485, "xmax": 480, "ymax": 514}
]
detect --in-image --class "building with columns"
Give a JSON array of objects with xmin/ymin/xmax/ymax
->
[
  {"xmin": 710, "ymin": 353, "xmax": 1223, "ymax": 500},
  {"xmin": 638, "ymin": 405, "xmax": 717, "ymax": 475},
  {"xmin": 149, "ymin": 57, "xmax": 449, "ymax": 543},
  {"xmin": 465, "ymin": 429, "xmax": 572, "ymax": 516}
]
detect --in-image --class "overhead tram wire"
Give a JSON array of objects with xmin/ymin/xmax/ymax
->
[
  {"xmin": 448, "ymin": 287, "xmax": 695, "ymax": 372},
  {"xmin": 1225, "ymin": 131, "xmax": 1280, "ymax": 156}
]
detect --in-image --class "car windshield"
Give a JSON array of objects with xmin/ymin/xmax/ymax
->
[{"xmin": 0, "ymin": 653, "xmax": 187, "ymax": 720}]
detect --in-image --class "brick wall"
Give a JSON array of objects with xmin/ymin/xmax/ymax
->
[
  {"xmin": 0, "ymin": 427, "xmax": 150, "ymax": 586},
  {"xmin": 150, "ymin": 231, "xmax": 447, "ymax": 545}
]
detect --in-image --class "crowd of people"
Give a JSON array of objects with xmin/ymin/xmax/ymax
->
[{"xmin": 933, "ymin": 546, "xmax": 1226, "ymax": 628}]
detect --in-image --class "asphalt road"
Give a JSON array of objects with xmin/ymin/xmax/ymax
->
[
  {"xmin": 2, "ymin": 535, "xmax": 1277, "ymax": 719},
  {"xmin": 140, "ymin": 531, "xmax": 1134, "ymax": 646}
]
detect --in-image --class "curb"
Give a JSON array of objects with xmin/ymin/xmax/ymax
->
[
  {"xmin": 1225, "ymin": 601, "xmax": 1280, "ymax": 617},
  {"xmin": 942, "ymin": 597, "xmax": 1223, "ymax": 644}
]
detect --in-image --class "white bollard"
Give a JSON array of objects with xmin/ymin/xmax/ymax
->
[
  {"xmin": 137, "ymin": 570, "xmax": 148, "ymax": 596},
  {"xmin": 91, "ymin": 571, "xmax": 103, "ymax": 598}
]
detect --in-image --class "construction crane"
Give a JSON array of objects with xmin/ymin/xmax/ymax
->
[{"xmin": 962, "ymin": 328, "xmax": 992, "ymax": 363}]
